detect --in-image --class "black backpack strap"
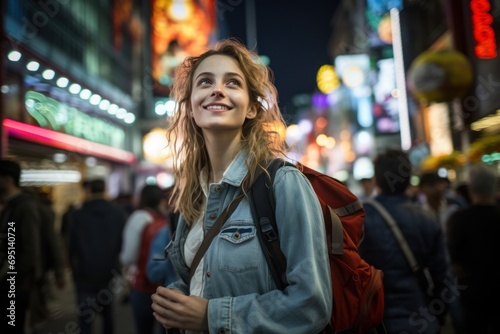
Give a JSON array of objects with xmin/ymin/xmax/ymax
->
[{"xmin": 249, "ymin": 159, "xmax": 293, "ymax": 290}]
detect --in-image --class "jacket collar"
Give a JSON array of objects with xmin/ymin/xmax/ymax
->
[
  {"xmin": 218, "ymin": 150, "xmax": 248, "ymax": 187},
  {"xmin": 200, "ymin": 150, "xmax": 249, "ymax": 192}
]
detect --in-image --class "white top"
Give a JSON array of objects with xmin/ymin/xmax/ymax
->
[
  {"xmin": 185, "ymin": 214, "xmax": 206, "ymax": 297},
  {"xmin": 184, "ymin": 163, "xmax": 232, "ymax": 334},
  {"xmin": 120, "ymin": 209, "xmax": 153, "ymax": 266}
]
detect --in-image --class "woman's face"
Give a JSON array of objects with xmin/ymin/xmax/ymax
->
[{"xmin": 190, "ymin": 55, "xmax": 256, "ymax": 133}]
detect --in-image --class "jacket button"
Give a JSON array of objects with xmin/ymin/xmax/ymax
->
[
  {"xmin": 218, "ymin": 329, "xmax": 226, "ymax": 334},
  {"xmin": 207, "ymin": 272, "xmax": 211, "ymax": 277},
  {"xmin": 215, "ymin": 185, "xmax": 222, "ymax": 192},
  {"xmin": 233, "ymin": 232, "xmax": 240, "ymax": 239},
  {"xmin": 209, "ymin": 213, "xmax": 216, "ymax": 219}
]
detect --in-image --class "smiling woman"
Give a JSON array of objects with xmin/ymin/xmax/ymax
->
[
  {"xmin": 190, "ymin": 55, "xmax": 255, "ymax": 132},
  {"xmin": 150, "ymin": 38, "xmax": 333, "ymax": 334}
]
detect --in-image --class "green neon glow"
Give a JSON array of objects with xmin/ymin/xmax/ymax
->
[{"xmin": 25, "ymin": 91, "xmax": 126, "ymax": 149}]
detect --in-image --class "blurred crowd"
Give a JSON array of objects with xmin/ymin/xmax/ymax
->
[
  {"xmin": 1, "ymin": 153, "xmax": 499, "ymax": 334},
  {"xmin": 1, "ymin": 159, "xmax": 178, "ymax": 334}
]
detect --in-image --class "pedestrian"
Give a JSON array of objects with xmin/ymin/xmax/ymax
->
[
  {"xmin": 446, "ymin": 163, "xmax": 500, "ymax": 334},
  {"xmin": 0, "ymin": 160, "xmax": 42, "ymax": 334},
  {"xmin": 359, "ymin": 149, "xmax": 452, "ymax": 334},
  {"xmin": 150, "ymin": 38, "xmax": 332, "ymax": 333},
  {"xmin": 68, "ymin": 179, "xmax": 126, "ymax": 334},
  {"xmin": 357, "ymin": 177, "xmax": 376, "ymax": 202},
  {"xmin": 28, "ymin": 189, "xmax": 66, "ymax": 332},
  {"xmin": 120, "ymin": 184, "xmax": 170, "ymax": 334},
  {"xmin": 418, "ymin": 172, "xmax": 461, "ymax": 235}
]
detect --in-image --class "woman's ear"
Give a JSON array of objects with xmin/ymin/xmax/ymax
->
[{"xmin": 246, "ymin": 103, "xmax": 258, "ymax": 119}]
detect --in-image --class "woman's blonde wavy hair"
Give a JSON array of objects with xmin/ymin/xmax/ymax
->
[{"xmin": 166, "ymin": 38, "xmax": 288, "ymax": 224}]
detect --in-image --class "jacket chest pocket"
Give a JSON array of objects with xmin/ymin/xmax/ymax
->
[{"xmin": 217, "ymin": 224, "xmax": 260, "ymax": 273}]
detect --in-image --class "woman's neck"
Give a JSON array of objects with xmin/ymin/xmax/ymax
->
[{"xmin": 204, "ymin": 130, "xmax": 242, "ymax": 183}]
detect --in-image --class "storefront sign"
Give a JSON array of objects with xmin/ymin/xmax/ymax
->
[
  {"xmin": 25, "ymin": 91, "xmax": 126, "ymax": 149},
  {"xmin": 470, "ymin": 0, "xmax": 497, "ymax": 59},
  {"xmin": 461, "ymin": 0, "xmax": 500, "ymax": 123}
]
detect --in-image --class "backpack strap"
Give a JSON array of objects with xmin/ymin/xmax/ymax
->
[
  {"xmin": 250, "ymin": 160, "xmax": 335, "ymax": 334},
  {"xmin": 363, "ymin": 199, "xmax": 435, "ymax": 297},
  {"xmin": 249, "ymin": 159, "xmax": 291, "ymax": 290},
  {"xmin": 189, "ymin": 192, "xmax": 245, "ymax": 282}
]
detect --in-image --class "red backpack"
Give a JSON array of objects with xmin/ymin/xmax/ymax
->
[{"xmin": 249, "ymin": 160, "xmax": 386, "ymax": 334}]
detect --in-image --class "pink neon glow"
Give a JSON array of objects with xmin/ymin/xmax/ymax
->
[{"xmin": 3, "ymin": 119, "xmax": 136, "ymax": 164}]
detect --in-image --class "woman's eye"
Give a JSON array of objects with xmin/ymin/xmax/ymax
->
[
  {"xmin": 227, "ymin": 79, "xmax": 240, "ymax": 86},
  {"xmin": 199, "ymin": 78, "xmax": 212, "ymax": 85}
]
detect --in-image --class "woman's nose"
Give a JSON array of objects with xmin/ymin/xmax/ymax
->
[{"xmin": 211, "ymin": 87, "xmax": 225, "ymax": 97}]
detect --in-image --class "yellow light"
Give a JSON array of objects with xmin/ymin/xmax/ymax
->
[
  {"xmin": 316, "ymin": 65, "xmax": 340, "ymax": 94},
  {"xmin": 325, "ymin": 137, "xmax": 336, "ymax": 149},
  {"xmin": 143, "ymin": 128, "xmax": 169, "ymax": 164},
  {"xmin": 168, "ymin": 0, "xmax": 193, "ymax": 21},
  {"xmin": 316, "ymin": 134, "xmax": 328, "ymax": 147}
]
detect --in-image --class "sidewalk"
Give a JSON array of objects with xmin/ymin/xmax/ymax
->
[{"xmin": 28, "ymin": 269, "xmax": 136, "ymax": 334}]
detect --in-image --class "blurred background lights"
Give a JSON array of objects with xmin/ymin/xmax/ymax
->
[
  {"xmin": 156, "ymin": 172, "xmax": 175, "ymax": 188},
  {"xmin": 146, "ymin": 176, "xmax": 157, "ymax": 185},
  {"xmin": 56, "ymin": 77, "xmax": 69, "ymax": 88},
  {"xmin": 342, "ymin": 66, "xmax": 364, "ymax": 88},
  {"xmin": 165, "ymin": 100, "xmax": 177, "ymax": 116},
  {"xmin": 357, "ymin": 97, "xmax": 374, "ymax": 128},
  {"xmin": 353, "ymin": 157, "xmax": 374, "ymax": 180},
  {"xmin": 298, "ymin": 119, "xmax": 313, "ymax": 135},
  {"xmin": 85, "ymin": 157, "xmax": 97, "ymax": 167},
  {"xmin": 8, "ymin": 50, "xmax": 21, "ymax": 62},
  {"xmin": 259, "ymin": 55, "xmax": 270, "ymax": 66},
  {"xmin": 69, "ymin": 83, "xmax": 81, "ymax": 94},
  {"xmin": 26, "ymin": 61, "xmax": 40, "ymax": 71},
  {"xmin": 155, "ymin": 101, "xmax": 167, "ymax": 115},
  {"xmin": 333, "ymin": 170, "xmax": 349, "ymax": 182},
  {"xmin": 312, "ymin": 93, "xmax": 329, "ymax": 108},
  {"xmin": 79, "ymin": 89, "xmax": 92, "ymax": 100},
  {"xmin": 42, "ymin": 69, "xmax": 55, "ymax": 80},
  {"xmin": 316, "ymin": 64, "xmax": 340, "ymax": 94},
  {"xmin": 116, "ymin": 108, "xmax": 127, "ymax": 119},
  {"xmin": 316, "ymin": 134, "xmax": 328, "ymax": 146},
  {"xmin": 53, "ymin": 153, "xmax": 67, "ymax": 163},
  {"xmin": 354, "ymin": 130, "xmax": 373, "ymax": 154},
  {"xmin": 107, "ymin": 104, "xmax": 119, "ymax": 114},
  {"xmin": 89, "ymin": 94, "xmax": 102, "ymax": 105},
  {"xmin": 438, "ymin": 167, "xmax": 448, "ymax": 178},
  {"xmin": 99, "ymin": 99, "xmax": 110, "ymax": 110},
  {"xmin": 168, "ymin": 0, "xmax": 193, "ymax": 21},
  {"xmin": 286, "ymin": 124, "xmax": 301, "ymax": 146},
  {"xmin": 315, "ymin": 116, "xmax": 328, "ymax": 129},
  {"xmin": 124, "ymin": 113, "xmax": 136, "ymax": 124},
  {"xmin": 143, "ymin": 128, "xmax": 169, "ymax": 164}
]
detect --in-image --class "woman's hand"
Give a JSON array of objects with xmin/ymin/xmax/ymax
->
[{"xmin": 151, "ymin": 287, "xmax": 209, "ymax": 331}]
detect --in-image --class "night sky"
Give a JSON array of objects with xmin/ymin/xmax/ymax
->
[{"xmin": 217, "ymin": 1, "xmax": 340, "ymax": 122}]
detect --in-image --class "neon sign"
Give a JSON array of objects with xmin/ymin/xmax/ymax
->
[
  {"xmin": 470, "ymin": 0, "xmax": 497, "ymax": 59},
  {"xmin": 24, "ymin": 91, "xmax": 126, "ymax": 149}
]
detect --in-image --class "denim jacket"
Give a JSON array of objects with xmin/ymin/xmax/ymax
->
[{"xmin": 166, "ymin": 152, "xmax": 332, "ymax": 333}]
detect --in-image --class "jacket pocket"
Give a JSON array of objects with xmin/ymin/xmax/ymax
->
[{"xmin": 218, "ymin": 224, "xmax": 260, "ymax": 272}]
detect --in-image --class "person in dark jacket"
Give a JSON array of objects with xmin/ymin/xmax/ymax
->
[
  {"xmin": 446, "ymin": 164, "xmax": 500, "ymax": 334},
  {"xmin": 359, "ymin": 149, "xmax": 452, "ymax": 334},
  {"xmin": 28, "ymin": 189, "xmax": 66, "ymax": 331},
  {"xmin": 68, "ymin": 179, "xmax": 127, "ymax": 334},
  {"xmin": 0, "ymin": 159, "xmax": 42, "ymax": 334}
]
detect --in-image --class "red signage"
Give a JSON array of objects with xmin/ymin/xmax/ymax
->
[{"xmin": 470, "ymin": 0, "xmax": 497, "ymax": 59}]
